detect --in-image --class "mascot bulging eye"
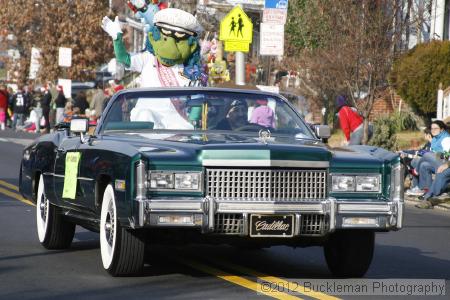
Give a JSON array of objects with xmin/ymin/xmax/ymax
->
[
  {"xmin": 160, "ymin": 28, "xmax": 172, "ymax": 36},
  {"xmin": 159, "ymin": 27, "xmax": 190, "ymax": 40},
  {"xmin": 174, "ymin": 32, "xmax": 187, "ymax": 39}
]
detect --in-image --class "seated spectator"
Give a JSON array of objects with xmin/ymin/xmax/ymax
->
[
  {"xmin": 401, "ymin": 128, "xmax": 431, "ymax": 190},
  {"xmin": 400, "ymin": 127, "xmax": 432, "ymax": 160},
  {"xmin": 416, "ymin": 161, "xmax": 450, "ymax": 208},
  {"xmin": 250, "ymin": 99, "xmax": 275, "ymax": 128},
  {"xmin": 406, "ymin": 121, "xmax": 450, "ymax": 196}
]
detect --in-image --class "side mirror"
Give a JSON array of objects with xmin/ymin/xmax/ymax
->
[
  {"xmin": 314, "ymin": 125, "xmax": 331, "ymax": 139},
  {"xmin": 70, "ymin": 118, "xmax": 88, "ymax": 134}
]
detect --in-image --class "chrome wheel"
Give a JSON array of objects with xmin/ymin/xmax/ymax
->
[
  {"xmin": 36, "ymin": 176, "xmax": 49, "ymax": 243},
  {"xmin": 104, "ymin": 202, "xmax": 115, "ymax": 247},
  {"xmin": 100, "ymin": 185, "xmax": 117, "ymax": 269}
]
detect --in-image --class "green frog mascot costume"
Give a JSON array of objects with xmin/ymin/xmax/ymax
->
[{"xmin": 101, "ymin": 5, "xmax": 207, "ymax": 87}]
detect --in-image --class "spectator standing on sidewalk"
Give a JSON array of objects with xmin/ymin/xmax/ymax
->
[
  {"xmin": 336, "ymin": 95, "xmax": 373, "ymax": 145},
  {"xmin": 7, "ymin": 86, "xmax": 14, "ymax": 127},
  {"xmin": 0, "ymin": 85, "xmax": 8, "ymax": 130},
  {"xmin": 40, "ymin": 86, "xmax": 52, "ymax": 133},
  {"xmin": 90, "ymin": 84, "xmax": 107, "ymax": 120},
  {"xmin": 73, "ymin": 91, "xmax": 89, "ymax": 115},
  {"xmin": 12, "ymin": 87, "xmax": 29, "ymax": 130},
  {"xmin": 33, "ymin": 101, "xmax": 43, "ymax": 133},
  {"xmin": 54, "ymin": 85, "xmax": 66, "ymax": 124}
]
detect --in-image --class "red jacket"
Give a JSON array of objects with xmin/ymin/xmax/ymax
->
[
  {"xmin": 0, "ymin": 89, "xmax": 8, "ymax": 111},
  {"xmin": 338, "ymin": 106, "xmax": 363, "ymax": 141}
]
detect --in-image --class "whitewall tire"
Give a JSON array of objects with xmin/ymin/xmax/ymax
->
[
  {"xmin": 36, "ymin": 175, "xmax": 75, "ymax": 249},
  {"xmin": 100, "ymin": 184, "xmax": 145, "ymax": 276}
]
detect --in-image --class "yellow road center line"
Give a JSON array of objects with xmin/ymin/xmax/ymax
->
[
  {"xmin": 205, "ymin": 258, "xmax": 340, "ymax": 300},
  {"xmin": 0, "ymin": 187, "xmax": 35, "ymax": 207},
  {"xmin": 176, "ymin": 257, "xmax": 302, "ymax": 300},
  {"xmin": 0, "ymin": 183, "xmax": 333, "ymax": 300},
  {"xmin": 0, "ymin": 179, "xmax": 19, "ymax": 191}
]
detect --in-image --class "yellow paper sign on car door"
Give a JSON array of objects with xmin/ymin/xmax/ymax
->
[{"xmin": 63, "ymin": 152, "xmax": 81, "ymax": 199}]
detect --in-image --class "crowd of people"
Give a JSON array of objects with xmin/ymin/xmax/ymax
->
[
  {"xmin": 0, "ymin": 80, "xmax": 123, "ymax": 133},
  {"xmin": 403, "ymin": 120, "xmax": 450, "ymax": 209}
]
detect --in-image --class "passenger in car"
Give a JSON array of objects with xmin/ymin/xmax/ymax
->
[{"xmin": 250, "ymin": 99, "xmax": 275, "ymax": 128}]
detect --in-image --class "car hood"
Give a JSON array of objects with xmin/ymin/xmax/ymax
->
[{"xmin": 102, "ymin": 132, "xmax": 387, "ymax": 169}]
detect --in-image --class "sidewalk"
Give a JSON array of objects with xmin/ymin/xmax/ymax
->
[{"xmin": 405, "ymin": 195, "xmax": 450, "ymax": 211}]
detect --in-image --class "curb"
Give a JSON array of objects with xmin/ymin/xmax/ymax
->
[{"xmin": 405, "ymin": 196, "xmax": 450, "ymax": 212}]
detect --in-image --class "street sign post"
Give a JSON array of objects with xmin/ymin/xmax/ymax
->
[
  {"xmin": 220, "ymin": 5, "xmax": 254, "ymax": 85},
  {"xmin": 219, "ymin": 5, "xmax": 253, "ymax": 46},
  {"xmin": 263, "ymin": 8, "xmax": 287, "ymax": 24},
  {"xmin": 264, "ymin": 0, "xmax": 288, "ymax": 9},
  {"xmin": 58, "ymin": 47, "xmax": 72, "ymax": 68},
  {"xmin": 260, "ymin": 23, "xmax": 284, "ymax": 56}
]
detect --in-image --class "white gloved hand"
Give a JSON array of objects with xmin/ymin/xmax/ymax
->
[{"xmin": 101, "ymin": 16, "xmax": 122, "ymax": 40}]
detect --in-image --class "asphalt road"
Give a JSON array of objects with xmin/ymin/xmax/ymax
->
[{"xmin": 0, "ymin": 132, "xmax": 449, "ymax": 300}]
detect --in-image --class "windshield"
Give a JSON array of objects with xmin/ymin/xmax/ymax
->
[{"xmin": 100, "ymin": 90, "xmax": 315, "ymax": 139}]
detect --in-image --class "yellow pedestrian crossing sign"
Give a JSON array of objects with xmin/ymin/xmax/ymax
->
[{"xmin": 219, "ymin": 6, "xmax": 253, "ymax": 43}]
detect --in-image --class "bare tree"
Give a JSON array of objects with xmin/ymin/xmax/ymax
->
[
  {"xmin": 286, "ymin": 0, "xmax": 399, "ymax": 144},
  {"xmin": 0, "ymin": 0, "xmax": 111, "ymax": 84}
]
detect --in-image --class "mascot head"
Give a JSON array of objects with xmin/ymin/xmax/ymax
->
[
  {"xmin": 147, "ymin": 8, "xmax": 202, "ymax": 65},
  {"xmin": 146, "ymin": 8, "xmax": 207, "ymax": 84}
]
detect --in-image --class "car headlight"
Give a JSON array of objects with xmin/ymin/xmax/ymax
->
[
  {"xmin": 175, "ymin": 173, "xmax": 201, "ymax": 190},
  {"xmin": 149, "ymin": 171, "xmax": 202, "ymax": 191},
  {"xmin": 332, "ymin": 176, "xmax": 355, "ymax": 192},
  {"xmin": 356, "ymin": 175, "xmax": 380, "ymax": 192},
  {"xmin": 150, "ymin": 172, "xmax": 174, "ymax": 189},
  {"xmin": 332, "ymin": 175, "xmax": 381, "ymax": 192}
]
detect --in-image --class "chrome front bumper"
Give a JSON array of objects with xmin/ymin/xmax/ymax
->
[{"xmin": 134, "ymin": 197, "xmax": 404, "ymax": 235}]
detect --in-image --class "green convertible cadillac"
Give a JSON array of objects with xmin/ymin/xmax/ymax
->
[{"xmin": 19, "ymin": 87, "xmax": 404, "ymax": 277}]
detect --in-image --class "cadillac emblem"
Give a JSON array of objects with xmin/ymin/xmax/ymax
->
[{"xmin": 258, "ymin": 129, "xmax": 271, "ymax": 144}]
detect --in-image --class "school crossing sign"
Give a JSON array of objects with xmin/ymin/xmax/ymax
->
[{"xmin": 219, "ymin": 6, "xmax": 253, "ymax": 52}]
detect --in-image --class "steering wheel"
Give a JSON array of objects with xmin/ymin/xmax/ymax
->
[{"xmin": 234, "ymin": 124, "xmax": 268, "ymax": 131}]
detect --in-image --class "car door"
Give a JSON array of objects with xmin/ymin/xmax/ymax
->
[
  {"xmin": 76, "ymin": 138, "xmax": 101, "ymax": 213},
  {"xmin": 53, "ymin": 136, "xmax": 82, "ymax": 208}
]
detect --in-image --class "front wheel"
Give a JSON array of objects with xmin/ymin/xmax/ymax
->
[
  {"xmin": 36, "ymin": 175, "xmax": 75, "ymax": 249},
  {"xmin": 100, "ymin": 184, "xmax": 145, "ymax": 276},
  {"xmin": 324, "ymin": 230, "xmax": 375, "ymax": 278}
]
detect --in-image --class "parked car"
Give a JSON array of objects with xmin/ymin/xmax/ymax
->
[{"xmin": 19, "ymin": 87, "xmax": 404, "ymax": 277}]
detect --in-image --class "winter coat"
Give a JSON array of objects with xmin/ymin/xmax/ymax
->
[
  {"xmin": 338, "ymin": 106, "xmax": 363, "ymax": 141},
  {"xmin": 55, "ymin": 92, "xmax": 67, "ymax": 108},
  {"xmin": 12, "ymin": 92, "xmax": 29, "ymax": 114}
]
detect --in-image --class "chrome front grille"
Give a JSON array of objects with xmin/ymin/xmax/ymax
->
[
  {"xmin": 214, "ymin": 213, "xmax": 244, "ymax": 234},
  {"xmin": 300, "ymin": 214, "xmax": 329, "ymax": 235},
  {"xmin": 207, "ymin": 169, "xmax": 327, "ymax": 201},
  {"xmin": 213, "ymin": 213, "xmax": 329, "ymax": 236}
]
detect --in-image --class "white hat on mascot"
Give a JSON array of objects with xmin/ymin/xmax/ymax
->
[{"xmin": 153, "ymin": 8, "xmax": 203, "ymax": 36}]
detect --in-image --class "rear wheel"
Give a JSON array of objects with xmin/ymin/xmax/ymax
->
[
  {"xmin": 36, "ymin": 176, "xmax": 75, "ymax": 249},
  {"xmin": 100, "ymin": 184, "xmax": 145, "ymax": 276},
  {"xmin": 324, "ymin": 230, "xmax": 374, "ymax": 278}
]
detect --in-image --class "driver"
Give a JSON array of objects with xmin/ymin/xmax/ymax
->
[{"xmin": 216, "ymin": 100, "xmax": 249, "ymax": 130}]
